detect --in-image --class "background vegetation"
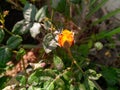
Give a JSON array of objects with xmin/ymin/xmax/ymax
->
[{"xmin": 0, "ymin": 0, "xmax": 120, "ymax": 90}]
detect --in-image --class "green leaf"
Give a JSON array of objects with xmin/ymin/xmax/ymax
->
[
  {"xmin": 69, "ymin": 84, "xmax": 75, "ymax": 90},
  {"xmin": 46, "ymin": 82, "xmax": 54, "ymax": 90},
  {"xmin": 84, "ymin": 78, "xmax": 97, "ymax": 90},
  {"xmin": 53, "ymin": 55, "xmax": 64, "ymax": 70},
  {"xmin": 39, "ymin": 76, "xmax": 53, "ymax": 82},
  {"xmin": 74, "ymin": 70, "xmax": 83, "ymax": 81},
  {"xmin": 78, "ymin": 44, "xmax": 89, "ymax": 57},
  {"xmin": 6, "ymin": 35, "xmax": 22, "ymax": 49},
  {"xmin": 43, "ymin": 20, "xmax": 52, "ymax": 30},
  {"xmin": 63, "ymin": 70, "xmax": 72, "ymax": 81},
  {"xmin": 43, "ymin": 33, "xmax": 57, "ymax": 53},
  {"xmin": 96, "ymin": 27, "xmax": 120, "ymax": 40},
  {"xmin": 88, "ymin": 79, "xmax": 97, "ymax": 90},
  {"xmin": 16, "ymin": 48, "xmax": 26, "ymax": 60},
  {"xmin": 28, "ymin": 86, "xmax": 42, "ymax": 90},
  {"xmin": 79, "ymin": 84, "xmax": 86, "ymax": 90},
  {"xmin": 28, "ymin": 69, "xmax": 55, "ymax": 85},
  {"xmin": 86, "ymin": 69, "xmax": 102, "ymax": 80},
  {"xmin": 87, "ymin": 0, "xmax": 108, "ymax": 19},
  {"xmin": 23, "ymin": 2, "xmax": 37, "ymax": 22},
  {"xmin": 84, "ymin": 75, "xmax": 90, "ymax": 90},
  {"xmin": 28, "ymin": 70, "xmax": 42, "ymax": 85},
  {"xmin": 43, "ymin": 81, "xmax": 51, "ymax": 88},
  {"xmin": 43, "ymin": 69, "xmax": 56, "ymax": 78},
  {"xmin": 19, "ymin": 0, "xmax": 27, "ymax": 5},
  {"xmin": 51, "ymin": 0, "xmax": 66, "ymax": 13},
  {"xmin": 30, "ymin": 23, "xmax": 41, "ymax": 38},
  {"xmin": 101, "ymin": 67, "xmax": 118, "ymax": 85},
  {"xmin": 54, "ymin": 78, "xmax": 65, "ymax": 89},
  {"xmin": 20, "ymin": 88, "xmax": 26, "ymax": 90},
  {"xmin": 35, "ymin": 5, "xmax": 48, "ymax": 22},
  {"xmin": 63, "ymin": 2, "xmax": 70, "ymax": 18},
  {"xmin": 0, "ymin": 47, "xmax": 12, "ymax": 67},
  {"xmin": 0, "ymin": 29, "xmax": 5, "ymax": 43},
  {"xmin": 0, "ymin": 76, "xmax": 9, "ymax": 89},
  {"xmin": 93, "ymin": 8, "xmax": 120, "ymax": 25},
  {"xmin": 70, "ymin": 83, "xmax": 86, "ymax": 90},
  {"xmin": 16, "ymin": 75, "xmax": 26, "ymax": 86},
  {"xmin": 89, "ymin": 0, "xmax": 97, "ymax": 7},
  {"xmin": 107, "ymin": 86, "xmax": 119, "ymax": 90},
  {"xmin": 12, "ymin": 20, "xmax": 33, "ymax": 35},
  {"xmin": 70, "ymin": 0, "xmax": 81, "ymax": 4}
]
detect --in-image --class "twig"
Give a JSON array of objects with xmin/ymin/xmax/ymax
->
[{"xmin": 66, "ymin": 48, "xmax": 84, "ymax": 74}]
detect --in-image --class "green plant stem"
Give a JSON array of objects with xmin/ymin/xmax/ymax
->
[
  {"xmin": 21, "ymin": 58, "xmax": 27, "ymax": 75},
  {"xmin": 92, "ymin": 80, "xmax": 103, "ymax": 90},
  {"xmin": 21, "ymin": 57, "xmax": 28, "ymax": 88},
  {"xmin": 20, "ymin": 44, "xmax": 41, "ymax": 49},
  {"xmin": 51, "ymin": 9, "xmax": 54, "ymax": 21},
  {"xmin": 4, "ymin": 27, "xmax": 14, "ymax": 36},
  {"xmin": 66, "ymin": 48, "xmax": 84, "ymax": 74},
  {"xmin": 66, "ymin": 48, "xmax": 103, "ymax": 89},
  {"xmin": 50, "ymin": 9, "xmax": 54, "ymax": 32}
]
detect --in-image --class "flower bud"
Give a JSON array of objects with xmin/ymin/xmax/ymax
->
[{"xmin": 58, "ymin": 29, "xmax": 74, "ymax": 48}]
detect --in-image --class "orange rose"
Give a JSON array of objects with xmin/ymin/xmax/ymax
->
[{"xmin": 58, "ymin": 29, "xmax": 74, "ymax": 48}]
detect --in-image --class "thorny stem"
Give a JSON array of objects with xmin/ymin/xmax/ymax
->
[{"xmin": 66, "ymin": 48, "xmax": 84, "ymax": 74}]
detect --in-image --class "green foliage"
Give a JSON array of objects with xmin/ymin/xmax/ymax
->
[
  {"xmin": 53, "ymin": 55, "xmax": 64, "ymax": 70},
  {"xmin": 0, "ymin": 47, "xmax": 12, "ymax": 67},
  {"xmin": 0, "ymin": 76, "xmax": 9, "ymax": 89},
  {"xmin": 101, "ymin": 67, "xmax": 118, "ymax": 86},
  {"xmin": 87, "ymin": 0, "xmax": 108, "ymax": 19},
  {"xmin": 43, "ymin": 33, "xmax": 57, "ymax": 53},
  {"xmin": 16, "ymin": 75, "xmax": 26, "ymax": 86},
  {"xmin": 6, "ymin": 35, "xmax": 22, "ymax": 49},
  {"xmin": 86, "ymin": 69, "xmax": 102, "ymax": 80},
  {"xmin": 96, "ymin": 27, "xmax": 120, "ymax": 40},
  {"xmin": 35, "ymin": 5, "xmax": 48, "ymax": 22},
  {"xmin": 51, "ymin": 0, "xmax": 66, "ymax": 13},
  {"xmin": 0, "ymin": 28, "xmax": 5, "ymax": 43},
  {"xmin": 70, "ymin": 0, "xmax": 81, "ymax": 4},
  {"xmin": 30, "ymin": 22, "xmax": 41, "ymax": 38},
  {"xmin": 16, "ymin": 48, "xmax": 26, "ymax": 60},
  {"xmin": 93, "ymin": 8, "xmax": 120, "ymax": 25},
  {"xmin": 23, "ymin": 2, "xmax": 37, "ymax": 22},
  {"xmin": 1, "ymin": 0, "xmax": 120, "ymax": 90},
  {"xmin": 19, "ymin": 0, "xmax": 27, "ymax": 5},
  {"xmin": 12, "ymin": 20, "xmax": 33, "ymax": 35}
]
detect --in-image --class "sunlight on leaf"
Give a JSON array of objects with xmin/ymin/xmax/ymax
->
[
  {"xmin": 43, "ymin": 33, "xmax": 57, "ymax": 53},
  {"xmin": 35, "ymin": 5, "xmax": 48, "ymax": 22},
  {"xmin": 12, "ymin": 20, "xmax": 33, "ymax": 35},
  {"xmin": 23, "ymin": 2, "xmax": 37, "ymax": 22},
  {"xmin": 30, "ymin": 22, "xmax": 41, "ymax": 38},
  {"xmin": 53, "ymin": 55, "xmax": 64, "ymax": 70}
]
